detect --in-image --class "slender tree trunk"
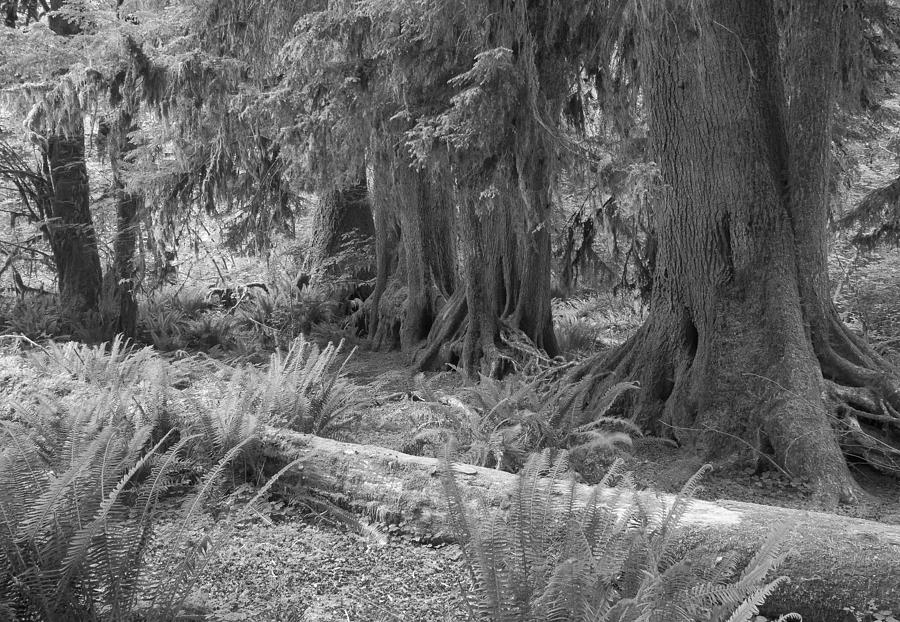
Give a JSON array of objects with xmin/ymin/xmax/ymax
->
[
  {"xmin": 3, "ymin": 0, "xmax": 16, "ymax": 27},
  {"xmin": 566, "ymin": 0, "xmax": 887, "ymax": 504},
  {"xmin": 104, "ymin": 107, "xmax": 141, "ymax": 338},
  {"xmin": 44, "ymin": 116, "xmax": 103, "ymax": 314},
  {"xmin": 35, "ymin": 0, "xmax": 103, "ymax": 316}
]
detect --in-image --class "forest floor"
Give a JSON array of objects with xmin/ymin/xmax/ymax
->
[
  {"xmin": 151, "ymin": 258, "xmax": 900, "ymax": 622},
  {"xmin": 5, "ymin": 93, "xmax": 900, "ymax": 621},
  {"xmin": 3, "ymin": 250, "xmax": 899, "ymax": 622},
  {"xmin": 159, "ymin": 323, "xmax": 900, "ymax": 622}
]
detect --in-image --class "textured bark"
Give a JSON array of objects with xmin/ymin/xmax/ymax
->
[
  {"xmin": 567, "ymin": 0, "xmax": 887, "ymax": 504},
  {"xmin": 263, "ymin": 428, "xmax": 900, "ymax": 621},
  {"xmin": 367, "ymin": 145, "xmax": 456, "ymax": 352},
  {"xmin": 44, "ymin": 121, "xmax": 102, "ymax": 314},
  {"xmin": 414, "ymin": 154, "xmax": 559, "ymax": 376},
  {"xmin": 104, "ymin": 108, "xmax": 141, "ymax": 339},
  {"xmin": 47, "ymin": 0, "xmax": 77, "ymax": 35},
  {"xmin": 308, "ymin": 173, "xmax": 375, "ymax": 285},
  {"xmin": 38, "ymin": 0, "xmax": 102, "ymax": 315}
]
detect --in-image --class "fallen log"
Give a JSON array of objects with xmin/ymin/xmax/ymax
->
[{"xmin": 263, "ymin": 427, "xmax": 900, "ymax": 621}]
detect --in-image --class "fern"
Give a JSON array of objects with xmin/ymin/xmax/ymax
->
[
  {"xmin": 29, "ymin": 334, "xmax": 159, "ymax": 388},
  {"xmin": 442, "ymin": 453, "xmax": 796, "ymax": 621},
  {"xmin": 256, "ymin": 336, "xmax": 364, "ymax": 437},
  {"xmin": 411, "ymin": 374, "xmax": 638, "ymax": 472},
  {"xmin": 0, "ymin": 379, "xmax": 275, "ymax": 621},
  {"xmin": 0, "ymin": 392, "xmax": 186, "ymax": 620}
]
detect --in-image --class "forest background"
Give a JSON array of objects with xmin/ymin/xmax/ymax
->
[{"xmin": 1, "ymin": 1, "xmax": 900, "ymax": 621}]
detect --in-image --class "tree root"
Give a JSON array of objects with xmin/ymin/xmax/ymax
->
[
  {"xmin": 560, "ymin": 315, "xmax": 900, "ymax": 495},
  {"xmin": 826, "ymin": 380, "xmax": 900, "ymax": 477},
  {"xmin": 414, "ymin": 291, "xmax": 569, "ymax": 378}
]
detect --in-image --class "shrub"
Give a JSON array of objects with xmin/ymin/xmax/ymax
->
[
  {"xmin": 442, "ymin": 451, "xmax": 799, "ymax": 622},
  {"xmin": 0, "ymin": 295, "xmax": 61, "ymax": 340},
  {"xmin": 138, "ymin": 296, "xmax": 189, "ymax": 351}
]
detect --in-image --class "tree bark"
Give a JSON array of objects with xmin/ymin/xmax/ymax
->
[
  {"xmin": 103, "ymin": 108, "xmax": 141, "ymax": 339},
  {"xmin": 43, "ymin": 115, "xmax": 103, "ymax": 315},
  {"xmin": 307, "ymin": 172, "xmax": 375, "ymax": 287},
  {"xmin": 564, "ymin": 0, "xmax": 900, "ymax": 504},
  {"xmin": 414, "ymin": 153, "xmax": 559, "ymax": 376},
  {"xmin": 263, "ymin": 428, "xmax": 900, "ymax": 622},
  {"xmin": 367, "ymin": 141, "xmax": 456, "ymax": 352},
  {"xmin": 33, "ymin": 0, "xmax": 103, "ymax": 316}
]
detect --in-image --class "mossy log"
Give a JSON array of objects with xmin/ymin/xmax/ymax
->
[{"xmin": 262, "ymin": 427, "xmax": 900, "ymax": 621}]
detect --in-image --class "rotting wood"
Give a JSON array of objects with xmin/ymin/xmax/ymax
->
[{"xmin": 262, "ymin": 427, "xmax": 900, "ymax": 621}]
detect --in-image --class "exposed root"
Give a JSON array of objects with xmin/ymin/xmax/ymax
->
[
  {"xmin": 413, "ymin": 292, "xmax": 568, "ymax": 378},
  {"xmin": 826, "ymin": 379, "xmax": 900, "ymax": 477},
  {"xmin": 840, "ymin": 413, "xmax": 900, "ymax": 475},
  {"xmin": 414, "ymin": 291, "xmax": 467, "ymax": 371}
]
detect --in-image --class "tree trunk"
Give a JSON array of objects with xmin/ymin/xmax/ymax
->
[
  {"xmin": 262, "ymin": 428, "xmax": 900, "ymax": 622},
  {"xmin": 103, "ymin": 108, "xmax": 141, "ymax": 339},
  {"xmin": 414, "ymin": 150, "xmax": 559, "ymax": 376},
  {"xmin": 36, "ymin": 0, "xmax": 102, "ymax": 316},
  {"xmin": 47, "ymin": 0, "xmax": 77, "ymax": 35},
  {"xmin": 564, "ymin": 0, "xmax": 900, "ymax": 504},
  {"xmin": 367, "ymin": 141, "xmax": 456, "ymax": 352},
  {"xmin": 44, "ymin": 117, "xmax": 103, "ymax": 315},
  {"xmin": 307, "ymin": 172, "xmax": 375, "ymax": 288}
]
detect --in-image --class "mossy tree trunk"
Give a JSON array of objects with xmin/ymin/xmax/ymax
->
[
  {"xmin": 43, "ymin": 115, "xmax": 103, "ymax": 315},
  {"xmin": 414, "ymin": 140, "xmax": 559, "ymax": 376},
  {"xmin": 367, "ymin": 141, "xmax": 456, "ymax": 352},
  {"xmin": 307, "ymin": 171, "xmax": 375, "ymax": 294},
  {"xmin": 38, "ymin": 0, "xmax": 102, "ymax": 316},
  {"xmin": 103, "ymin": 78, "xmax": 142, "ymax": 339},
  {"xmin": 567, "ymin": 0, "xmax": 900, "ymax": 504}
]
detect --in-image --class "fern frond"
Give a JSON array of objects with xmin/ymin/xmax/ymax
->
[
  {"xmin": 57, "ymin": 427, "xmax": 172, "ymax": 591},
  {"xmin": 649, "ymin": 464, "xmax": 712, "ymax": 564},
  {"xmin": 722, "ymin": 576, "xmax": 789, "ymax": 622},
  {"xmin": 736, "ymin": 522, "xmax": 791, "ymax": 589},
  {"xmin": 145, "ymin": 436, "xmax": 253, "ymax": 613}
]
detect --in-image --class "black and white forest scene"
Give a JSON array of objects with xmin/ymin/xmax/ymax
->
[{"xmin": 1, "ymin": 1, "xmax": 900, "ymax": 620}]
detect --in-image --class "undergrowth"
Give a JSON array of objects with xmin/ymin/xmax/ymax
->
[
  {"xmin": 0, "ymin": 387, "xmax": 256, "ymax": 621},
  {"xmin": 405, "ymin": 370, "xmax": 637, "ymax": 472},
  {"xmin": 0, "ymin": 333, "xmax": 359, "ymax": 621},
  {"xmin": 255, "ymin": 336, "xmax": 364, "ymax": 438},
  {"xmin": 442, "ymin": 451, "xmax": 799, "ymax": 622}
]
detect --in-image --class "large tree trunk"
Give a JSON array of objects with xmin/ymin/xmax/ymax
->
[
  {"xmin": 414, "ymin": 146, "xmax": 559, "ymax": 376},
  {"xmin": 564, "ymin": 0, "xmax": 900, "ymax": 504},
  {"xmin": 307, "ymin": 172, "xmax": 375, "ymax": 287},
  {"xmin": 367, "ymin": 141, "xmax": 456, "ymax": 352},
  {"xmin": 263, "ymin": 428, "xmax": 900, "ymax": 622},
  {"xmin": 783, "ymin": 0, "xmax": 900, "ymax": 474}
]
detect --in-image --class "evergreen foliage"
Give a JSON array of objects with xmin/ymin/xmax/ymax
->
[{"xmin": 256, "ymin": 336, "xmax": 363, "ymax": 437}]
